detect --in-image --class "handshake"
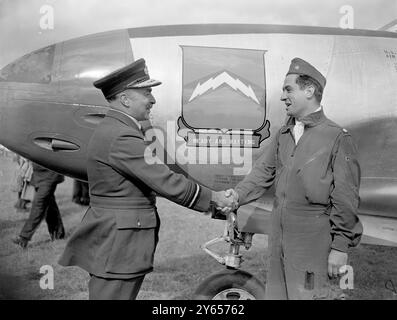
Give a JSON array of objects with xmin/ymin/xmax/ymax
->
[{"xmin": 211, "ymin": 189, "xmax": 239, "ymax": 214}]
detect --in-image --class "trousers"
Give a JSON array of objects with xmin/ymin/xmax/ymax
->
[
  {"xmin": 20, "ymin": 184, "xmax": 64, "ymax": 241},
  {"xmin": 265, "ymin": 208, "xmax": 342, "ymax": 300},
  {"xmin": 88, "ymin": 275, "xmax": 145, "ymax": 300}
]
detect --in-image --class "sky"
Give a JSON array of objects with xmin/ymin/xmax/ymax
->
[{"xmin": 0, "ymin": 0, "xmax": 396, "ymax": 67}]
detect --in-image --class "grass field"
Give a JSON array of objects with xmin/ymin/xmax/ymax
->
[{"xmin": 1, "ymin": 154, "xmax": 397, "ymax": 300}]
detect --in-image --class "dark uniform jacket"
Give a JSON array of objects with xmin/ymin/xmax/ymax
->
[
  {"xmin": 31, "ymin": 163, "xmax": 64, "ymax": 187},
  {"xmin": 235, "ymin": 108, "xmax": 363, "ymax": 253},
  {"xmin": 59, "ymin": 109, "xmax": 212, "ymax": 279}
]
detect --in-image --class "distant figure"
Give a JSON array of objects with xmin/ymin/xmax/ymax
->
[
  {"xmin": 13, "ymin": 163, "xmax": 65, "ymax": 249},
  {"xmin": 72, "ymin": 180, "xmax": 90, "ymax": 206},
  {"xmin": 12, "ymin": 156, "xmax": 34, "ymax": 211}
]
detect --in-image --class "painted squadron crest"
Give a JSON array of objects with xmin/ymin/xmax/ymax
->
[{"xmin": 178, "ymin": 45, "xmax": 270, "ymax": 148}]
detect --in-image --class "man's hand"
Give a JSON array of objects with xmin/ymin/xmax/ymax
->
[
  {"xmin": 222, "ymin": 189, "xmax": 239, "ymax": 213},
  {"xmin": 211, "ymin": 189, "xmax": 239, "ymax": 214},
  {"xmin": 224, "ymin": 189, "xmax": 239, "ymax": 202},
  {"xmin": 328, "ymin": 249, "xmax": 348, "ymax": 278}
]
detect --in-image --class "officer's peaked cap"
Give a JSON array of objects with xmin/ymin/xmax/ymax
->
[{"xmin": 93, "ymin": 58, "xmax": 162, "ymax": 99}]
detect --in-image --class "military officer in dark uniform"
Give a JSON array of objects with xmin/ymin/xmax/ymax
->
[
  {"xmin": 13, "ymin": 163, "xmax": 65, "ymax": 248},
  {"xmin": 58, "ymin": 59, "xmax": 234, "ymax": 300},
  {"xmin": 226, "ymin": 58, "xmax": 363, "ymax": 299}
]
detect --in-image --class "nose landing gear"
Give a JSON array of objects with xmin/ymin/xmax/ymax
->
[{"xmin": 193, "ymin": 212, "xmax": 266, "ymax": 300}]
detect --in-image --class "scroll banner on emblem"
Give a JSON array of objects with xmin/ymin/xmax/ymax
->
[{"xmin": 177, "ymin": 46, "xmax": 270, "ymax": 148}]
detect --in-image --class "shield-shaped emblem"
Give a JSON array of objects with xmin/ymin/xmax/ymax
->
[{"xmin": 177, "ymin": 46, "xmax": 270, "ymax": 148}]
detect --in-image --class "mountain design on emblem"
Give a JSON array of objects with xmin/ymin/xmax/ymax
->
[{"xmin": 188, "ymin": 70, "xmax": 260, "ymax": 104}]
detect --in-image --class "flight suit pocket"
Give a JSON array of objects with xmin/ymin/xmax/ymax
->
[
  {"xmin": 297, "ymin": 150, "xmax": 332, "ymax": 205},
  {"xmin": 105, "ymin": 209, "xmax": 159, "ymax": 274}
]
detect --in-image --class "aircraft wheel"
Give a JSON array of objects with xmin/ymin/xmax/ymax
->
[{"xmin": 193, "ymin": 269, "xmax": 266, "ymax": 300}]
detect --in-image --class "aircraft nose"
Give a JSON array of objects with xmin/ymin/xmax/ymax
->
[
  {"xmin": 0, "ymin": 66, "xmax": 9, "ymax": 138},
  {"xmin": 0, "ymin": 44, "xmax": 55, "ymax": 130},
  {"xmin": 0, "ymin": 45, "xmax": 57, "ymax": 148},
  {"xmin": 0, "ymin": 61, "xmax": 17, "ymax": 153}
]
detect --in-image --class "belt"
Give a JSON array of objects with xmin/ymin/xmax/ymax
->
[
  {"xmin": 284, "ymin": 200, "xmax": 331, "ymax": 217},
  {"xmin": 90, "ymin": 195, "xmax": 156, "ymax": 209}
]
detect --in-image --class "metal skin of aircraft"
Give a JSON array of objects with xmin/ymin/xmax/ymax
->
[{"xmin": 0, "ymin": 24, "xmax": 396, "ymax": 299}]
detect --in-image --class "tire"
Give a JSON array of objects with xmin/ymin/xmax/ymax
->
[{"xmin": 193, "ymin": 269, "xmax": 266, "ymax": 300}]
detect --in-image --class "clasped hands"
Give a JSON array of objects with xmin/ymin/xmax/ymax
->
[{"xmin": 211, "ymin": 189, "xmax": 239, "ymax": 214}]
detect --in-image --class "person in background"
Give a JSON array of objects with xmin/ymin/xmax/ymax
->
[
  {"xmin": 12, "ymin": 156, "xmax": 34, "ymax": 211},
  {"xmin": 13, "ymin": 163, "xmax": 65, "ymax": 248},
  {"xmin": 72, "ymin": 180, "xmax": 90, "ymax": 206}
]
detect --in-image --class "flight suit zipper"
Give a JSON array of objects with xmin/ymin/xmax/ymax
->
[{"xmin": 280, "ymin": 133, "xmax": 297, "ymax": 269}]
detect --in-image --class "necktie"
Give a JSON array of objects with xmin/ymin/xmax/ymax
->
[{"xmin": 293, "ymin": 121, "xmax": 304, "ymax": 144}]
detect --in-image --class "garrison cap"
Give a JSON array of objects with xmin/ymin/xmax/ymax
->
[
  {"xmin": 286, "ymin": 57, "xmax": 326, "ymax": 89},
  {"xmin": 93, "ymin": 58, "xmax": 161, "ymax": 99}
]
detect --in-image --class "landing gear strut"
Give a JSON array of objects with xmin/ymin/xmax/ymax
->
[{"xmin": 193, "ymin": 211, "xmax": 266, "ymax": 300}]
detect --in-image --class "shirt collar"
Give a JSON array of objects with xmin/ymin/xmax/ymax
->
[
  {"xmin": 295, "ymin": 106, "xmax": 321, "ymax": 126},
  {"xmin": 281, "ymin": 106, "xmax": 325, "ymax": 133}
]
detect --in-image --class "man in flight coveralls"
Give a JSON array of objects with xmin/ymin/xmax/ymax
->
[
  {"xmin": 59, "ymin": 58, "xmax": 234, "ymax": 300},
  {"xmin": 229, "ymin": 58, "xmax": 363, "ymax": 299}
]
